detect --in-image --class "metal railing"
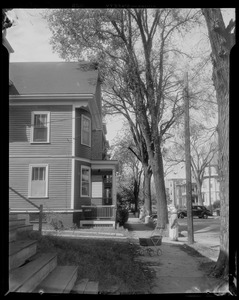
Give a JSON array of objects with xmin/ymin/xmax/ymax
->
[
  {"xmin": 82, "ymin": 205, "xmax": 115, "ymax": 219},
  {"xmin": 9, "ymin": 187, "xmax": 43, "ymax": 234}
]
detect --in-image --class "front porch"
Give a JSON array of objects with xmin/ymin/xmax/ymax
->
[{"xmin": 78, "ymin": 161, "xmax": 118, "ymax": 228}]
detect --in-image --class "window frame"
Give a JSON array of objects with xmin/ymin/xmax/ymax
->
[
  {"xmin": 28, "ymin": 164, "xmax": 49, "ymax": 198},
  {"xmin": 81, "ymin": 115, "xmax": 91, "ymax": 147},
  {"xmin": 81, "ymin": 165, "xmax": 91, "ymax": 197},
  {"xmin": 31, "ymin": 111, "xmax": 50, "ymax": 143}
]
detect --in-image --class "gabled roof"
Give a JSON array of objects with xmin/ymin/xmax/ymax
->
[{"xmin": 9, "ymin": 62, "xmax": 99, "ymax": 95}]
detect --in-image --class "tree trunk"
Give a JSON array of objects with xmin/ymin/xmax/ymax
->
[
  {"xmin": 202, "ymin": 8, "xmax": 233, "ymax": 279},
  {"xmin": 133, "ymin": 178, "xmax": 139, "ymax": 213},
  {"xmin": 197, "ymin": 189, "xmax": 203, "ymax": 206},
  {"xmin": 143, "ymin": 164, "xmax": 152, "ymax": 216},
  {"xmin": 195, "ymin": 178, "xmax": 203, "ymax": 205},
  {"xmin": 150, "ymin": 150, "xmax": 168, "ymax": 228}
]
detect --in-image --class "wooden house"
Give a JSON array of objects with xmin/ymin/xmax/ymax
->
[{"xmin": 9, "ymin": 62, "xmax": 118, "ymax": 228}]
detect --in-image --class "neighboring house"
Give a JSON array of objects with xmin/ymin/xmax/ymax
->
[
  {"xmin": 166, "ymin": 161, "xmax": 220, "ymax": 208},
  {"xmin": 201, "ymin": 164, "xmax": 220, "ymax": 206},
  {"xmin": 9, "ymin": 62, "xmax": 118, "ymax": 228},
  {"xmin": 167, "ymin": 178, "xmax": 198, "ymax": 208}
]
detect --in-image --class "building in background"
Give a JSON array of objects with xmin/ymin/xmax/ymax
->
[
  {"xmin": 166, "ymin": 160, "xmax": 220, "ymax": 208},
  {"xmin": 202, "ymin": 163, "xmax": 220, "ymax": 206}
]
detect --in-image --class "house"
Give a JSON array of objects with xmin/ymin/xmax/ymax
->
[
  {"xmin": 201, "ymin": 164, "xmax": 220, "ymax": 206},
  {"xmin": 9, "ymin": 62, "xmax": 118, "ymax": 228},
  {"xmin": 167, "ymin": 178, "xmax": 198, "ymax": 208}
]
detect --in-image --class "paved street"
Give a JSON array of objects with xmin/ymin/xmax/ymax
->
[{"xmin": 178, "ymin": 217, "xmax": 220, "ymax": 235}]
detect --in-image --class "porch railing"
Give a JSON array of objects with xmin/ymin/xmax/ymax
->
[
  {"xmin": 9, "ymin": 187, "xmax": 43, "ymax": 234},
  {"xmin": 82, "ymin": 205, "xmax": 115, "ymax": 219},
  {"xmin": 9, "ymin": 187, "xmax": 83, "ymax": 233}
]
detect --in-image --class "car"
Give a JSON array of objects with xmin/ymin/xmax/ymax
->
[
  {"xmin": 177, "ymin": 205, "xmax": 212, "ymax": 219},
  {"xmin": 177, "ymin": 208, "xmax": 187, "ymax": 219}
]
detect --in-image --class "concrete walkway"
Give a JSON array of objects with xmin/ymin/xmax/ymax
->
[{"xmin": 125, "ymin": 217, "xmax": 227, "ymax": 295}]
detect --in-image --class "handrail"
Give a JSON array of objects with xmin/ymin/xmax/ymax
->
[
  {"xmin": 9, "ymin": 187, "xmax": 43, "ymax": 234},
  {"xmin": 9, "ymin": 187, "xmax": 40, "ymax": 210}
]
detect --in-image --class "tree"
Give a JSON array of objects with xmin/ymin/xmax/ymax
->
[
  {"xmin": 45, "ymin": 8, "xmax": 201, "ymax": 229},
  {"xmin": 2, "ymin": 9, "xmax": 13, "ymax": 31},
  {"xmin": 111, "ymin": 129, "xmax": 143, "ymax": 213},
  {"xmin": 165, "ymin": 122, "xmax": 218, "ymax": 205},
  {"xmin": 201, "ymin": 8, "xmax": 234, "ymax": 280}
]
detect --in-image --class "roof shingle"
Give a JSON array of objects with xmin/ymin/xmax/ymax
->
[{"xmin": 9, "ymin": 62, "xmax": 99, "ymax": 95}]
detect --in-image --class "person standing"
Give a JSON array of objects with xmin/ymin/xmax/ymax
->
[{"xmin": 169, "ymin": 207, "xmax": 179, "ymax": 241}]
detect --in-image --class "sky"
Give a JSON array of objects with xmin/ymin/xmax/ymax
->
[{"xmin": 6, "ymin": 8, "xmax": 235, "ymax": 176}]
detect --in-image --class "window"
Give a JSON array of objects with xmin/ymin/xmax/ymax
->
[
  {"xmin": 81, "ymin": 166, "xmax": 90, "ymax": 197},
  {"xmin": 81, "ymin": 115, "xmax": 91, "ymax": 147},
  {"xmin": 29, "ymin": 164, "xmax": 48, "ymax": 198},
  {"xmin": 31, "ymin": 112, "xmax": 50, "ymax": 143}
]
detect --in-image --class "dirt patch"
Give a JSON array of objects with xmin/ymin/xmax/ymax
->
[{"xmin": 178, "ymin": 243, "xmax": 218, "ymax": 277}]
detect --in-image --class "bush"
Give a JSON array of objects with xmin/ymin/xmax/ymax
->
[{"xmin": 116, "ymin": 207, "xmax": 129, "ymax": 226}]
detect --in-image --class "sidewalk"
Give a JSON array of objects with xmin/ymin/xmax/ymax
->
[{"xmin": 125, "ymin": 216, "xmax": 227, "ymax": 295}]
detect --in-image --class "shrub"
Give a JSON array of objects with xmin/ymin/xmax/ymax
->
[{"xmin": 116, "ymin": 207, "xmax": 129, "ymax": 226}]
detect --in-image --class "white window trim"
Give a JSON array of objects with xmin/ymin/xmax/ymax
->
[
  {"xmin": 81, "ymin": 115, "xmax": 91, "ymax": 147},
  {"xmin": 81, "ymin": 165, "xmax": 91, "ymax": 197},
  {"xmin": 30, "ymin": 111, "xmax": 50, "ymax": 143},
  {"xmin": 28, "ymin": 164, "xmax": 49, "ymax": 198}
]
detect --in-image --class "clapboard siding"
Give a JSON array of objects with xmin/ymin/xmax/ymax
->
[
  {"xmin": 9, "ymin": 158, "xmax": 72, "ymax": 210},
  {"xmin": 75, "ymin": 108, "xmax": 91, "ymax": 159},
  {"xmin": 74, "ymin": 160, "xmax": 91, "ymax": 209},
  {"xmin": 91, "ymin": 130, "xmax": 103, "ymax": 159},
  {"xmin": 9, "ymin": 105, "xmax": 72, "ymax": 156}
]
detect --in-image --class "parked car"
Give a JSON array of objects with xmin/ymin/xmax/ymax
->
[
  {"xmin": 177, "ymin": 208, "xmax": 187, "ymax": 219},
  {"xmin": 178, "ymin": 205, "xmax": 212, "ymax": 219}
]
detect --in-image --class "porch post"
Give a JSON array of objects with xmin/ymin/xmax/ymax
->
[
  {"xmin": 112, "ymin": 168, "xmax": 117, "ymax": 228},
  {"xmin": 112, "ymin": 168, "xmax": 117, "ymax": 206}
]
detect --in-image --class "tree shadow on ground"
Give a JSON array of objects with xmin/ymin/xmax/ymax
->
[{"xmin": 124, "ymin": 222, "xmax": 154, "ymax": 232}]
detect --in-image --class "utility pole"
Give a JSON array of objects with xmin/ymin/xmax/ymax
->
[
  {"xmin": 208, "ymin": 162, "xmax": 212, "ymax": 213},
  {"xmin": 184, "ymin": 72, "xmax": 194, "ymax": 244}
]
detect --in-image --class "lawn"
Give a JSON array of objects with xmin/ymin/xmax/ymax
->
[{"xmin": 24, "ymin": 231, "xmax": 152, "ymax": 294}]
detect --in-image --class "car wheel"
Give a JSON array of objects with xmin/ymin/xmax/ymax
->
[{"xmin": 203, "ymin": 214, "xmax": 208, "ymax": 219}]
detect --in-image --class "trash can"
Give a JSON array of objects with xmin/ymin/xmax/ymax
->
[{"xmin": 145, "ymin": 215, "xmax": 150, "ymax": 224}]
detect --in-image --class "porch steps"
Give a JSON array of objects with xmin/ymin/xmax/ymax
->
[
  {"xmin": 9, "ymin": 213, "xmax": 18, "ymax": 220},
  {"xmin": 71, "ymin": 278, "xmax": 99, "ymax": 294},
  {"xmin": 9, "ymin": 253, "xmax": 57, "ymax": 292},
  {"xmin": 9, "ymin": 213, "xmax": 78, "ymax": 294},
  {"xmin": 9, "ymin": 218, "xmax": 26, "ymax": 228},
  {"xmin": 9, "ymin": 240, "xmax": 37, "ymax": 270},
  {"xmin": 80, "ymin": 220, "xmax": 115, "ymax": 228},
  {"xmin": 33, "ymin": 266, "xmax": 78, "ymax": 294}
]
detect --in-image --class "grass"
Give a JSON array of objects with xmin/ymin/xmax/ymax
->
[{"xmin": 21, "ymin": 230, "xmax": 152, "ymax": 294}]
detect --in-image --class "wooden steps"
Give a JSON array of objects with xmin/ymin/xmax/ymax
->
[
  {"xmin": 9, "ymin": 253, "xmax": 57, "ymax": 292},
  {"xmin": 8, "ymin": 213, "xmax": 79, "ymax": 294},
  {"xmin": 9, "ymin": 218, "xmax": 26, "ymax": 228},
  {"xmin": 8, "ymin": 213, "xmax": 100, "ymax": 294},
  {"xmin": 33, "ymin": 266, "xmax": 78, "ymax": 294},
  {"xmin": 72, "ymin": 278, "xmax": 99, "ymax": 294},
  {"xmin": 9, "ymin": 239, "xmax": 37, "ymax": 270},
  {"xmin": 9, "ymin": 224, "xmax": 34, "ymax": 243}
]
